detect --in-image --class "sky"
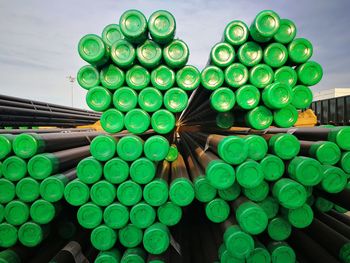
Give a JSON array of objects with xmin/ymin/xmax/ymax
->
[{"xmin": 0, "ymin": 0, "xmax": 349, "ymax": 109}]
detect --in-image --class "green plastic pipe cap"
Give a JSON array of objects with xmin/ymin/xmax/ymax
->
[
  {"xmin": 117, "ymin": 180, "xmax": 142, "ymax": 206},
  {"xmin": 2, "ymin": 156, "xmax": 27, "ymax": 181},
  {"xmin": 5, "ymin": 200, "xmax": 29, "ymax": 225},
  {"xmin": 205, "ymin": 198, "xmax": 230, "ymax": 223},
  {"xmin": 263, "ymin": 43, "xmax": 288, "ymax": 68},
  {"xmin": 86, "ymin": 86, "xmax": 112, "ymax": 112},
  {"xmin": 257, "ymin": 196, "xmax": 279, "ymax": 219},
  {"xmin": 297, "ymin": 61, "xmax": 323, "ymax": 86},
  {"xmin": 77, "ymin": 65, "xmax": 100, "ymax": 90},
  {"xmin": 138, "ymin": 87, "xmax": 162, "ymax": 113},
  {"xmin": 315, "ymin": 197, "xmax": 333, "ymax": 212},
  {"xmin": 30, "ymin": 199, "xmax": 55, "ymax": 224},
  {"xmin": 340, "ymin": 152, "xmax": 350, "ymax": 173},
  {"xmin": 117, "ymin": 135, "xmax": 143, "ymax": 162},
  {"xmin": 100, "ymin": 65, "xmax": 125, "ymax": 90},
  {"xmin": 157, "ymin": 201, "xmax": 182, "ymax": 226},
  {"xmin": 310, "ymin": 141, "xmax": 341, "ymax": 165},
  {"xmin": 219, "ymin": 244, "xmax": 244, "ymax": 263},
  {"xmin": 0, "ymin": 135, "xmax": 13, "ymax": 160},
  {"xmin": 269, "ymin": 133, "xmax": 300, "ymax": 160},
  {"xmin": 0, "ymin": 204, "xmax": 3, "ymax": 223},
  {"xmin": 245, "ymin": 106, "xmax": 273, "ymax": 130},
  {"xmin": 224, "ymin": 20, "xmax": 249, "ymax": 46},
  {"xmin": 224, "ymin": 63, "xmax": 248, "ymax": 88},
  {"xmin": 91, "ymin": 180, "xmax": 116, "ymax": 207},
  {"xmin": 151, "ymin": 65, "xmax": 175, "ymax": 91},
  {"xmin": 249, "ymin": 64, "xmax": 274, "ymax": 89},
  {"xmin": 274, "ymin": 66, "xmax": 298, "ymax": 88},
  {"xmin": 272, "ymin": 178, "xmax": 307, "ymax": 209},
  {"xmin": 340, "ymin": 243, "xmax": 350, "ymax": 263},
  {"xmin": 0, "ymin": 223, "xmax": 17, "ymax": 247},
  {"xmin": 273, "ymin": 19, "xmax": 296, "ymax": 44},
  {"xmin": 102, "ymin": 24, "xmax": 124, "ymax": 47},
  {"xmin": 16, "ymin": 177, "xmax": 40, "ymax": 202},
  {"xmin": 244, "ymin": 135, "xmax": 268, "ymax": 161},
  {"xmin": 148, "ymin": 10, "xmax": 176, "ymax": 44},
  {"xmin": 64, "ymin": 179, "xmax": 90, "ymax": 206},
  {"xmin": 95, "ymin": 249, "xmax": 121, "ymax": 263},
  {"xmin": 216, "ymin": 112, "xmax": 234, "ymax": 129},
  {"xmin": 288, "ymin": 38, "xmax": 313, "ymax": 64},
  {"xmin": 78, "ymin": 34, "xmax": 108, "ymax": 66},
  {"xmin": 210, "ymin": 42, "xmax": 235, "ymax": 68},
  {"xmin": 268, "ymin": 217, "xmax": 291, "ymax": 241},
  {"xmin": 90, "ymin": 135, "xmax": 117, "ymax": 162},
  {"xmin": 260, "ymin": 154, "xmax": 285, "ymax": 181},
  {"xmin": 287, "ymin": 203, "xmax": 313, "ymax": 228},
  {"xmin": 77, "ymin": 157, "xmax": 103, "ymax": 184},
  {"xmin": 224, "ymin": 225, "xmax": 254, "ymax": 259},
  {"xmin": 262, "ymin": 82, "xmax": 293, "ymax": 110},
  {"xmin": 273, "ymin": 104, "xmax": 298, "ymax": 128},
  {"xmin": 130, "ymin": 158, "xmax": 156, "ymax": 184},
  {"xmin": 252, "ymin": 10, "xmax": 280, "ymax": 37},
  {"xmin": 143, "ymin": 179, "xmax": 169, "ymax": 207},
  {"xmin": 328, "ymin": 127, "xmax": 350, "ymax": 151},
  {"xmin": 218, "ymin": 182, "xmax": 241, "ymax": 201},
  {"xmin": 164, "ymin": 88, "xmax": 188, "ymax": 113},
  {"xmin": 237, "ymin": 42, "xmax": 263, "ymax": 67},
  {"xmin": 243, "ymin": 180, "xmax": 269, "ymax": 202},
  {"xmin": 121, "ymin": 248, "xmax": 146, "ymax": 263},
  {"xmin": 100, "ymin": 109, "xmax": 124, "ymax": 133},
  {"xmin": 91, "ymin": 225, "xmax": 117, "ymax": 251},
  {"xmin": 77, "ymin": 202, "xmax": 103, "ymax": 229},
  {"xmin": 144, "ymin": 135, "xmax": 170, "ymax": 161},
  {"xmin": 176, "ymin": 65, "xmax": 200, "ymax": 91},
  {"xmin": 130, "ymin": 202, "xmax": 156, "ymax": 229},
  {"xmin": 201, "ymin": 66, "xmax": 224, "ymax": 90},
  {"xmin": 236, "ymin": 201, "xmax": 268, "ymax": 235},
  {"xmin": 119, "ymin": 224, "xmax": 143, "ymax": 248},
  {"xmin": 291, "ymin": 85, "xmax": 313, "ymax": 109},
  {"xmin": 104, "ymin": 157, "xmax": 129, "ymax": 184},
  {"xmin": 193, "ymin": 176, "xmax": 217, "ymax": 203},
  {"xmin": 110, "ymin": 39, "xmax": 136, "ymax": 68},
  {"xmin": 163, "ymin": 40, "xmax": 189, "ymax": 69},
  {"xmin": 0, "ymin": 179, "xmax": 15, "ymax": 204},
  {"xmin": 104, "ymin": 203, "xmax": 129, "ymax": 229},
  {"xmin": 40, "ymin": 175, "xmax": 67, "ymax": 202},
  {"xmin": 18, "ymin": 222, "xmax": 44, "ymax": 247},
  {"xmin": 217, "ymin": 136, "xmax": 248, "ymax": 165},
  {"xmin": 206, "ymin": 160, "xmax": 235, "ymax": 190},
  {"xmin": 246, "ymin": 246, "xmax": 271, "ymax": 263},
  {"xmin": 151, "ymin": 109, "xmax": 176, "ymax": 134},
  {"xmin": 210, "ymin": 87, "xmax": 235, "ymax": 113},
  {"xmin": 0, "ymin": 250, "xmax": 21, "ymax": 263},
  {"xmin": 169, "ymin": 178, "xmax": 195, "ymax": 207},
  {"xmin": 13, "ymin": 133, "xmax": 44, "ymax": 159},
  {"xmin": 119, "ymin": 10, "xmax": 147, "ymax": 44},
  {"xmin": 126, "ymin": 65, "xmax": 150, "ymax": 90},
  {"xmin": 321, "ymin": 165, "xmax": 347, "ymax": 193},
  {"xmin": 143, "ymin": 223, "xmax": 170, "ymax": 255},
  {"xmin": 136, "ymin": 40, "xmax": 162, "ymax": 69},
  {"xmin": 124, "ymin": 109, "xmax": 150, "ymax": 134},
  {"xmin": 235, "ymin": 85, "xmax": 260, "ymax": 110}
]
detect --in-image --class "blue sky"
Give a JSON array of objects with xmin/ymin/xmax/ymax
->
[{"xmin": 0, "ymin": 0, "xmax": 349, "ymax": 109}]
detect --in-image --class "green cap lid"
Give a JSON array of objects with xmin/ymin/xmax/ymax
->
[
  {"xmin": 339, "ymin": 243, "xmax": 350, "ymax": 263},
  {"xmin": 2, "ymin": 156, "xmax": 27, "ymax": 181},
  {"xmin": 217, "ymin": 136, "xmax": 247, "ymax": 165},
  {"xmin": 235, "ymin": 85, "xmax": 260, "ymax": 110},
  {"xmin": 90, "ymin": 135, "xmax": 117, "ymax": 162},
  {"xmin": 274, "ymin": 66, "xmax": 298, "ymax": 88},
  {"xmin": 269, "ymin": 133, "xmax": 300, "ymax": 160},
  {"xmin": 263, "ymin": 43, "xmax": 288, "ymax": 68},
  {"xmin": 163, "ymin": 40, "xmax": 189, "ymax": 69},
  {"xmin": 157, "ymin": 201, "xmax": 182, "ymax": 226},
  {"xmin": 30, "ymin": 199, "xmax": 55, "ymax": 224},
  {"xmin": 272, "ymin": 178, "xmax": 307, "ymax": 209},
  {"xmin": 0, "ymin": 134, "xmax": 13, "ymax": 160},
  {"xmin": 165, "ymin": 145, "xmax": 178, "ymax": 162},
  {"xmin": 91, "ymin": 180, "xmax": 116, "ymax": 207},
  {"xmin": 268, "ymin": 217, "xmax": 291, "ymax": 241},
  {"xmin": 136, "ymin": 40, "xmax": 162, "ymax": 69},
  {"xmin": 287, "ymin": 203, "xmax": 314, "ymax": 228},
  {"xmin": 28, "ymin": 153, "xmax": 58, "ymax": 180},
  {"xmin": 0, "ymin": 179, "xmax": 15, "ymax": 204},
  {"xmin": 257, "ymin": 196, "xmax": 279, "ymax": 219},
  {"xmin": 119, "ymin": 10, "xmax": 147, "ymax": 44},
  {"xmin": 77, "ymin": 157, "xmax": 103, "ymax": 184},
  {"xmin": 143, "ymin": 223, "xmax": 170, "ymax": 255},
  {"xmin": 288, "ymin": 156, "xmax": 323, "ymax": 186},
  {"xmin": 249, "ymin": 64, "xmax": 274, "ymax": 89},
  {"xmin": 243, "ymin": 180, "xmax": 269, "ymax": 202},
  {"xmin": 210, "ymin": 42, "xmax": 235, "ymax": 68},
  {"xmin": 86, "ymin": 86, "xmax": 112, "ymax": 111},
  {"xmin": 219, "ymin": 244, "xmax": 244, "ymax": 263},
  {"xmin": 206, "ymin": 160, "xmax": 235, "ymax": 190},
  {"xmin": 119, "ymin": 224, "xmax": 143, "ymax": 248},
  {"xmin": 138, "ymin": 87, "xmax": 163, "ymax": 112},
  {"xmin": 5, "ymin": 200, "xmax": 29, "ymax": 225},
  {"xmin": 334, "ymin": 205, "xmax": 348, "ymax": 213},
  {"xmin": 130, "ymin": 158, "xmax": 156, "ymax": 184},
  {"xmin": 210, "ymin": 87, "xmax": 235, "ymax": 112},
  {"xmin": 315, "ymin": 197, "xmax": 333, "ymax": 212},
  {"xmin": 124, "ymin": 109, "xmax": 150, "ymax": 134},
  {"xmin": 328, "ymin": 126, "xmax": 350, "ymax": 151},
  {"xmin": 110, "ymin": 39, "xmax": 136, "ymax": 68},
  {"xmin": 144, "ymin": 136, "xmax": 170, "ymax": 161},
  {"xmin": 64, "ymin": 179, "xmax": 90, "ymax": 206},
  {"xmin": 176, "ymin": 65, "xmax": 200, "ymax": 91},
  {"xmin": 0, "ymin": 204, "xmax": 3, "ymax": 223},
  {"xmin": 95, "ymin": 249, "xmax": 121, "ymax": 263},
  {"xmin": 321, "ymin": 165, "xmax": 347, "ymax": 193},
  {"xmin": 77, "ymin": 202, "xmax": 103, "ymax": 229},
  {"xmin": 121, "ymin": 248, "xmax": 146, "ymax": 263},
  {"xmin": 126, "ymin": 65, "xmax": 150, "ymax": 90},
  {"xmin": 246, "ymin": 246, "xmax": 271, "ymax": 263},
  {"xmin": 102, "ymin": 24, "xmax": 124, "ymax": 47},
  {"xmin": 77, "ymin": 65, "xmax": 100, "ymax": 90},
  {"xmin": 104, "ymin": 158, "xmax": 129, "ymax": 184},
  {"xmin": 0, "ymin": 223, "xmax": 17, "ymax": 248},
  {"xmin": 224, "ymin": 20, "xmax": 249, "ymax": 46},
  {"xmin": 246, "ymin": 106, "xmax": 273, "ymax": 130},
  {"xmin": 78, "ymin": 34, "xmax": 108, "ymax": 66},
  {"xmin": 340, "ymin": 152, "xmax": 350, "ymax": 173},
  {"xmin": 201, "ymin": 66, "xmax": 224, "ymax": 90},
  {"xmin": 117, "ymin": 135, "xmax": 143, "ymax": 161},
  {"xmin": 236, "ymin": 201, "xmax": 268, "ymax": 234},
  {"xmin": 0, "ymin": 249, "xmax": 21, "ymax": 263},
  {"xmin": 100, "ymin": 109, "xmax": 124, "ymax": 133},
  {"xmin": 148, "ymin": 10, "xmax": 176, "ymax": 45},
  {"xmin": 224, "ymin": 225, "xmax": 254, "ymax": 259},
  {"xmin": 194, "ymin": 175, "xmax": 217, "ymax": 203},
  {"xmin": 218, "ymin": 182, "xmax": 241, "ymax": 201},
  {"xmin": 260, "ymin": 154, "xmax": 285, "ymax": 181},
  {"xmin": 216, "ymin": 112, "xmax": 234, "ymax": 129},
  {"xmin": 262, "ymin": 82, "xmax": 293, "ymax": 109},
  {"xmin": 91, "ymin": 225, "xmax": 117, "ymax": 251},
  {"xmin": 164, "ymin": 88, "xmax": 188, "ymax": 113},
  {"xmin": 273, "ymin": 104, "xmax": 298, "ymax": 128},
  {"xmin": 16, "ymin": 177, "xmax": 40, "ymax": 202},
  {"xmin": 104, "ymin": 203, "xmax": 129, "ymax": 229},
  {"xmin": 13, "ymin": 133, "xmax": 45, "ymax": 159},
  {"xmin": 100, "ymin": 64, "xmax": 125, "ymax": 90},
  {"xmin": 117, "ymin": 180, "xmax": 142, "ymax": 206},
  {"xmin": 40, "ymin": 174, "xmax": 67, "ymax": 202},
  {"xmin": 151, "ymin": 110, "xmax": 176, "ymax": 134},
  {"xmin": 273, "ymin": 19, "xmax": 296, "ymax": 44},
  {"xmin": 288, "ymin": 38, "xmax": 313, "ymax": 64},
  {"xmin": 130, "ymin": 202, "xmax": 156, "ymax": 229},
  {"xmin": 151, "ymin": 65, "xmax": 175, "ymax": 91},
  {"xmin": 143, "ymin": 179, "xmax": 168, "ymax": 207},
  {"xmin": 252, "ymin": 10, "xmax": 280, "ymax": 37},
  {"xmin": 224, "ymin": 63, "xmax": 248, "ymax": 88},
  {"xmin": 297, "ymin": 61, "xmax": 323, "ymax": 86},
  {"xmin": 205, "ymin": 198, "xmax": 230, "ymax": 223},
  {"xmin": 291, "ymin": 85, "xmax": 313, "ymax": 109},
  {"xmin": 237, "ymin": 42, "xmax": 262, "ymax": 67},
  {"xmin": 244, "ymin": 135, "xmax": 268, "ymax": 161},
  {"xmin": 169, "ymin": 178, "xmax": 195, "ymax": 207}
]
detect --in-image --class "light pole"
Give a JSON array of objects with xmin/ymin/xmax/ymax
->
[{"xmin": 67, "ymin": 76, "xmax": 76, "ymax": 107}]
